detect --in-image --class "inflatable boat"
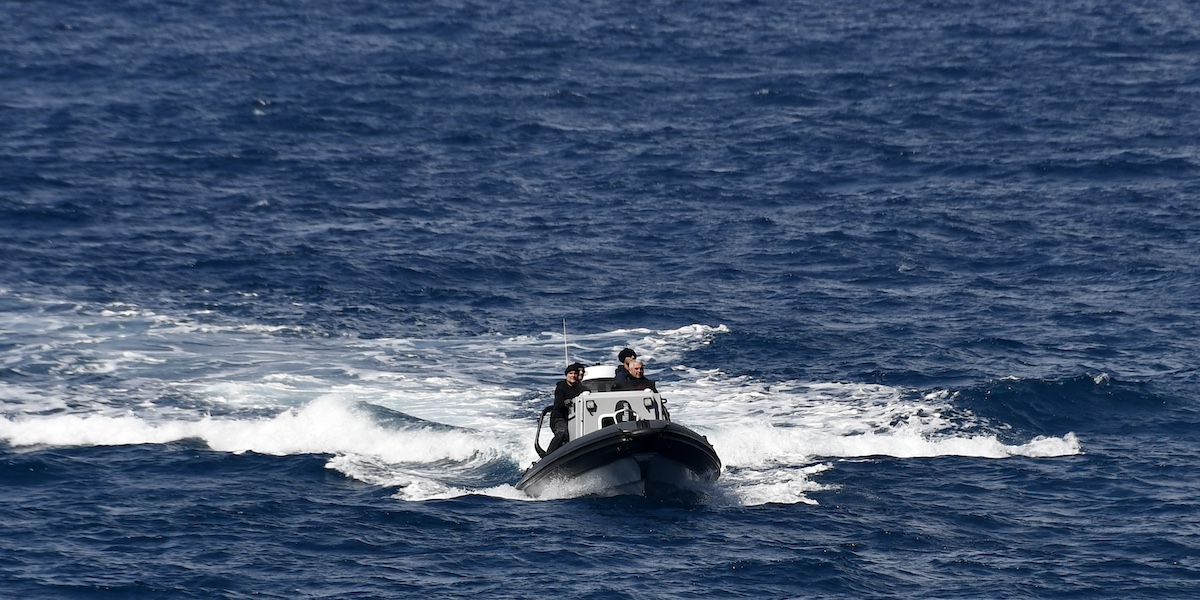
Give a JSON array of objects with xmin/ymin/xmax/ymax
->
[{"xmin": 515, "ymin": 365, "xmax": 721, "ymax": 500}]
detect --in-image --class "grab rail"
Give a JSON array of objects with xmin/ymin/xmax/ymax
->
[{"xmin": 533, "ymin": 405, "xmax": 554, "ymax": 458}]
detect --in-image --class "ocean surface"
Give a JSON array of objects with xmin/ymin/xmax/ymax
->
[{"xmin": 2, "ymin": 0, "xmax": 1199, "ymax": 597}]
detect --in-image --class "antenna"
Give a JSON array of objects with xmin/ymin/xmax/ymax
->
[{"xmin": 563, "ymin": 319, "xmax": 569, "ymax": 366}]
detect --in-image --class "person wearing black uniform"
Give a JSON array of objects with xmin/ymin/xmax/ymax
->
[
  {"xmin": 548, "ymin": 362, "xmax": 587, "ymax": 454},
  {"xmin": 614, "ymin": 348, "xmax": 637, "ymax": 384}
]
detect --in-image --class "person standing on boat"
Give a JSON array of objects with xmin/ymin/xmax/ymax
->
[
  {"xmin": 614, "ymin": 348, "xmax": 637, "ymax": 384},
  {"xmin": 614, "ymin": 360, "xmax": 657, "ymax": 392},
  {"xmin": 548, "ymin": 362, "xmax": 587, "ymax": 454}
]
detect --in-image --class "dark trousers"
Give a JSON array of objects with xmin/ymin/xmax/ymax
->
[{"xmin": 547, "ymin": 417, "xmax": 569, "ymax": 454}]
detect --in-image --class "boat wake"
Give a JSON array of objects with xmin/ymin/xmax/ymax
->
[{"xmin": 0, "ymin": 291, "xmax": 1082, "ymax": 506}]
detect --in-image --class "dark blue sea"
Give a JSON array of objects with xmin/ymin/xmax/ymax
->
[{"xmin": 3, "ymin": 0, "xmax": 1199, "ymax": 597}]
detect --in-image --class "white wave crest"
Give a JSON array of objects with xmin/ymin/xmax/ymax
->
[{"xmin": 0, "ymin": 396, "xmax": 517, "ymax": 465}]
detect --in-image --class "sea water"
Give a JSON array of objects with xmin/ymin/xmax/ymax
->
[{"xmin": 2, "ymin": 0, "xmax": 1198, "ymax": 597}]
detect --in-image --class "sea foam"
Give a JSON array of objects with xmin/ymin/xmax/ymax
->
[{"xmin": 0, "ymin": 294, "xmax": 1081, "ymax": 505}]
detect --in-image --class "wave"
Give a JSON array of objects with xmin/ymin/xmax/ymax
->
[
  {"xmin": 953, "ymin": 373, "xmax": 1187, "ymax": 436},
  {"xmin": 0, "ymin": 398, "xmax": 512, "ymax": 462}
]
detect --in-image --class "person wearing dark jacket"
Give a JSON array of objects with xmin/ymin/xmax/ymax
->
[
  {"xmin": 548, "ymin": 362, "xmax": 586, "ymax": 454},
  {"xmin": 613, "ymin": 348, "xmax": 637, "ymax": 384},
  {"xmin": 613, "ymin": 360, "xmax": 656, "ymax": 392}
]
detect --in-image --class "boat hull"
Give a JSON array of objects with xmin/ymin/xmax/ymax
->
[{"xmin": 515, "ymin": 419, "xmax": 721, "ymax": 500}]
